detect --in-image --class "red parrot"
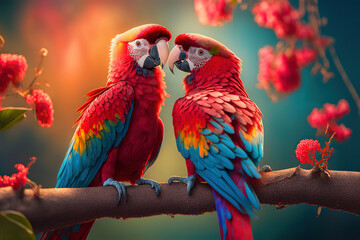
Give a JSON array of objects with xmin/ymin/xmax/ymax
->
[
  {"xmin": 40, "ymin": 24, "xmax": 171, "ymax": 240},
  {"xmin": 168, "ymin": 34, "xmax": 264, "ymax": 240}
]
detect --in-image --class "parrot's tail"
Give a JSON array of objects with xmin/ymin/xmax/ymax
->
[
  {"xmin": 213, "ymin": 190, "xmax": 253, "ymax": 240},
  {"xmin": 40, "ymin": 220, "xmax": 95, "ymax": 240}
]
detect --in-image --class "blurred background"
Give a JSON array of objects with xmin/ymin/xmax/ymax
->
[{"xmin": 0, "ymin": 0, "xmax": 359, "ymax": 239}]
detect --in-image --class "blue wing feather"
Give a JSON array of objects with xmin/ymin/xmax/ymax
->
[
  {"xmin": 56, "ymin": 83, "xmax": 134, "ymax": 188},
  {"xmin": 174, "ymin": 96, "xmax": 264, "ymax": 218},
  {"xmin": 57, "ymin": 103, "xmax": 134, "ymax": 188}
]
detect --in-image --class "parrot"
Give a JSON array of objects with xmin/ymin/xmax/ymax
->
[
  {"xmin": 168, "ymin": 33, "xmax": 264, "ymax": 240},
  {"xmin": 40, "ymin": 24, "xmax": 171, "ymax": 240}
]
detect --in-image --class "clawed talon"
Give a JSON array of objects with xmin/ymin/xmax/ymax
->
[
  {"xmin": 135, "ymin": 178, "xmax": 161, "ymax": 196},
  {"xmin": 168, "ymin": 175, "xmax": 197, "ymax": 195},
  {"xmin": 103, "ymin": 178, "xmax": 127, "ymax": 205},
  {"xmin": 259, "ymin": 165, "xmax": 272, "ymax": 173}
]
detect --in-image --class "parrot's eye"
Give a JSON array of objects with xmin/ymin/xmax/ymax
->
[
  {"xmin": 198, "ymin": 49, "xmax": 204, "ymax": 56},
  {"xmin": 136, "ymin": 41, "xmax": 141, "ymax": 47}
]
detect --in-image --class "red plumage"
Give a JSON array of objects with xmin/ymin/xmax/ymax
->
[
  {"xmin": 172, "ymin": 34, "xmax": 263, "ymax": 240},
  {"xmin": 83, "ymin": 26, "xmax": 169, "ymax": 185},
  {"xmin": 175, "ymin": 33, "xmax": 232, "ymax": 58},
  {"xmin": 135, "ymin": 24, "xmax": 171, "ymax": 44},
  {"xmin": 41, "ymin": 24, "xmax": 170, "ymax": 240}
]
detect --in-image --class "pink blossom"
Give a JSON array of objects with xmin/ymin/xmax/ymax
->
[
  {"xmin": 295, "ymin": 139, "xmax": 320, "ymax": 165},
  {"xmin": 307, "ymin": 99, "xmax": 351, "ymax": 141},
  {"xmin": 295, "ymin": 138, "xmax": 334, "ymax": 166},
  {"xmin": 26, "ymin": 89, "xmax": 54, "ymax": 127},
  {"xmin": 294, "ymin": 47, "xmax": 317, "ymax": 67},
  {"xmin": 307, "ymin": 108, "xmax": 329, "ymax": 128},
  {"xmin": 0, "ymin": 164, "xmax": 28, "ymax": 190},
  {"xmin": 272, "ymin": 53, "xmax": 301, "ymax": 93},
  {"xmin": 322, "ymin": 99, "xmax": 350, "ymax": 121},
  {"xmin": 194, "ymin": 0, "xmax": 235, "ymax": 26},
  {"xmin": 257, "ymin": 47, "xmax": 305, "ymax": 94},
  {"xmin": 252, "ymin": 0, "xmax": 319, "ymax": 41},
  {"xmin": 273, "ymin": 19, "xmax": 298, "ymax": 39},
  {"xmin": 252, "ymin": 0, "xmax": 300, "ymax": 39},
  {"xmin": 323, "ymin": 103, "xmax": 337, "ymax": 119},
  {"xmin": 328, "ymin": 123, "xmax": 352, "ymax": 141},
  {"xmin": 0, "ymin": 54, "xmax": 28, "ymax": 93},
  {"xmin": 295, "ymin": 22, "xmax": 315, "ymax": 40},
  {"xmin": 333, "ymin": 99, "xmax": 350, "ymax": 119},
  {"xmin": 258, "ymin": 46, "xmax": 275, "ymax": 88},
  {"xmin": 252, "ymin": 0, "xmax": 271, "ymax": 27}
]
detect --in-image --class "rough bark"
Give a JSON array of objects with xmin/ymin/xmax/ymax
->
[{"xmin": 0, "ymin": 167, "xmax": 359, "ymax": 233}]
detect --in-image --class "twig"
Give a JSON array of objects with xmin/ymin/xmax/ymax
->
[
  {"xmin": 328, "ymin": 45, "xmax": 360, "ymax": 114},
  {"xmin": 28, "ymin": 48, "xmax": 48, "ymax": 90}
]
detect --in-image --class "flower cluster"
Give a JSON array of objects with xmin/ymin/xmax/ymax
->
[
  {"xmin": 252, "ymin": 0, "xmax": 324, "ymax": 41},
  {"xmin": 295, "ymin": 139, "xmax": 320, "ymax": 165},
  {"xmin": 294, "ymin": 47, "xmax": 318, "ymax": 68},
  {"xmin": 26, "ymin": 89, "xmax": 54, "ymax": 127},
  {"xmin": 258, "ymin": 46, "xmax": 275, "ymax": 89},
  {"xmin": 0, "ymin": 164, "xmax": 29, "ymax": 190},
  {"xmin": 308, "ymin": 99, "xmax": 351, "ymax": 141},
  {"xmin": 272, "ymin": 52, "xmax": 300, "ymax": 93},
  {"xmin": 253, "ymin": 0, "xmax": 306, "ymax": 39},
  {"xmin": 0, "ymin": 36, "xmax": 54, "ymax": 132},
  {"xmin": 194, "ymin": 0, "xmax": 236, "ymax": 26},
  {"xmin": 253, "ymin": 0, "xmax": 335, "ymax": 99},
  {"xmin": 257, "ymin": 46, "xmax": 317, "ymax": 94},
  {"xmin": 0, "ymin": 157, "xmax": 38, "ymax": 194},
  {"xmin": 0, "ymin": 53, "xmax": 28, "ymax": 94},
  {"xmin": 295, "ymin": 137, "xmax": 333, "ymax": 167}
]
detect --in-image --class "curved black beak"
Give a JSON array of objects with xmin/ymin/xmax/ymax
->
[
  {"xmin": 168, "ymin": 45, "xmax": 192, "ymax": 74},
  {"xmin": 143, "ymin": 45, "xmax": 161, "ymax": 69},
  {"xmin": 174, "ymin": 52, "xmax": 191, "ymax": 73}
]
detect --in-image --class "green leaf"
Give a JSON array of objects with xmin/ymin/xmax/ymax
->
[
  {"xmin": 0, "ymin": 107, "xmax": 31, "ymax": 132},
  {"xmin": 0, "ymin": 210, "xmax": 35, "ymax": 240}
]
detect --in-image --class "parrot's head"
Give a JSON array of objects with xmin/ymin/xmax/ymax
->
[
  {"xmin": 168, "ymin": 33, "xmax": 242, "ymax": 90},
  {"xmin": 110, "ymin": 24, "xmax": 171, "ymax": 71}
]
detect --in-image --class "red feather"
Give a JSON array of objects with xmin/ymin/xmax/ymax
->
[
  {"xmin": 136, "ymin": 25, "xmax": 171, "ymax": 44},
  {"xmin": 42, "ymin": 24, "xmax": 170, "ymax": 240},
  {"xmin": 74, "ymin": 86, "xmax": 111, "ymax": 125},
  {"xmin": 172, "ymin": 34, "xmax": 264, "ymax": 240}
]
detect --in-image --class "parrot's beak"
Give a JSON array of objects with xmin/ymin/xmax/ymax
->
[
  {"xmin": 140, "ymin": 39, "xmax": 169, "ymax": 69},
  {"xmin": 168, "ymin": 45, "xmax": 192, "ymax": 74},
  {"xmin": 156, "ymin": 39, "xmax": 169, "ymax": 68}
]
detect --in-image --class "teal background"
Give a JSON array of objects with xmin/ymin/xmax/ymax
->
[{"xmin": 0, "ymin": 0, "xmax": 359, "ymax": 239}]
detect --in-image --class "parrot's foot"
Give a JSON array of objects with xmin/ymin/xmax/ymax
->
[
  {"xmin": 103, "ymin": 178, "xmax": 126, "ymax": 205},
  {"xmin": 135, "ymin": 178, "xmax": 161, "ymax": 196},
  {"xmin": 259, "ymin": 165, "xmax": 272, "ymax": 173},
  {"xmin": 168, "ymin": 175, "xmax": 197, "ymax": 195}
]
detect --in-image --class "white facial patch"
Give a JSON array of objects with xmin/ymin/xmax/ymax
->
[
  {"xmin": 188, "ymin": 46, "xmax": 212, "ymax": 69},
  {"xmin": 128, "ymin": 39, "xmax": 150, "ymax": 61}
]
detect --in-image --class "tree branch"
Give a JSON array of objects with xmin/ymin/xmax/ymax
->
[{"xmin": 0, "ymin": 167, "xmax": 359, "ymax": 233}]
